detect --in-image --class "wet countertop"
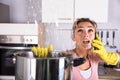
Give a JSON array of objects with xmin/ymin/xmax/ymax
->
[{"xmin": 98, "ymin": 66, "xmax": 120, "ymax": 80}]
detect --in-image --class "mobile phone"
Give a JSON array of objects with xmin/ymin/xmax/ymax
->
[
  {"xmin": 95, "ymin": 32, "xmax": 97, "ymax": 39},
  {"xmin": 94, "ymin": 32, "xmax": 97, "ymax": 50}
]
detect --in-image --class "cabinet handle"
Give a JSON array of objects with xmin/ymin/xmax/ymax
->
[{"xmin": 58, "ymin": 18, "xmax": 72, "ymax": 20}]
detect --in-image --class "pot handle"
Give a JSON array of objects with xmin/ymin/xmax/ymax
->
[
  {"xmin": 12, "ymin": 53, "xmax": 17, "ymax": 64},
  {"xmin": 12, "ymin": 57, "xmax": 16, "ymax": 64},
  {"xmin": 73, "ymin": 58, "xmax": 86, "ymax": 67},
  {"xmin": 65, "ymin": 57, "xmax": 86, "ymax": 68},
  {"xmin": 12, "ymin": 52, "xmax": 21, "ymax": 64}
]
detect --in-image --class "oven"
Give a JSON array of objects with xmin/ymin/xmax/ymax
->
[{"xmin": 0, "ymin": 35, "xmax": 38, "ymax": 80}]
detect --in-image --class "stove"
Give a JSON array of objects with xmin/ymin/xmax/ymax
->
[{"xmin": 0, "ymin": 35, "xmax": 38, "ymax": 80}]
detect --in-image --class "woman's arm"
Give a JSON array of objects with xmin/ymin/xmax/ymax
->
[{"xmin": 92, "ymin": 34, "xmax": 119, "ymax": 65}]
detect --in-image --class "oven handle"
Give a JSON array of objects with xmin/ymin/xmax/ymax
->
[{"xmin": 0, "ymin": 46, "xmax": 32, "ymax": 50}]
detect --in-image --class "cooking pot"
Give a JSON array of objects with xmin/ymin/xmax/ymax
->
[{"xmin": 15, "ymin": 51, "xmax": 85, "ymax": 80}]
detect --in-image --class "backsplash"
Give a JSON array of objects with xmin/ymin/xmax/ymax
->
[{"xmin": 45, "ymin": 23, "xmax": 120, "ymax": 52}]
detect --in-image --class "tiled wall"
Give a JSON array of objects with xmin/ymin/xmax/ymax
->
[{"xmin": 45, "ymin": 23, "xmax": 120, "ymax": 52}]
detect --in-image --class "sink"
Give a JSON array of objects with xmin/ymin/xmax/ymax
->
[{"xmin": 98, "ymin": 66, "xmax": 108, "ymax": 75}]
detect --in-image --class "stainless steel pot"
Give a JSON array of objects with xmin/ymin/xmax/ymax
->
[
  {"xmin": 15, "ymin": 51, "xmax": 72, "ymax": 80},
  {"xmin": 15, "ymin": 51, "xmax": 85, "ymax": 80}
]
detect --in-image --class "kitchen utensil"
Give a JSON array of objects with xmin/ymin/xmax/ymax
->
[
  {"xmin": 101, "ymin": 31, "xmax": 103, "ymax": 42},
  {"xmin": 105, "ymin": 31, "xmax": 109, "ymax": 46},
  {"xmin": 15, "ymin": 51, "xmax": 85, "ymax": 80},
  {"xmin": 110, "ymin": 31, "xmax": 116, "ymax": 48},
  {"xmin": 97, "ymin": 31, "xmax": 99, "ymax": 36}
]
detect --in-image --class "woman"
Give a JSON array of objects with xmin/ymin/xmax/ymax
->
[{"xmin": 66, "ymin": 18, "xmax": 120, "ymax": 80}]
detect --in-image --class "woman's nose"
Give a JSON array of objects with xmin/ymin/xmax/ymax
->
[{"xmin": 83, "ymin": 31, "xmax": 89, "ymax": 37}]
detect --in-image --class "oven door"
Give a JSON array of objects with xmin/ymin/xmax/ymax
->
[{"xmin": 0, "ymin": 44, "xmax": 32, "ymax": 76}]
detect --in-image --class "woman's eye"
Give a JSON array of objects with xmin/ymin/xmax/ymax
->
[
  {"xmin": 88, "ymin": 29, "xmax": 93, "ymax": 33},
  {"xmin": 77, "ymin": 29, "xmax": 83, "ymax": 32}
]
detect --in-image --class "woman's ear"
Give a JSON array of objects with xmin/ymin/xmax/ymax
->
[{"xmin": 72, "ymin": 34, "xmax": 75, "ymax": 41}]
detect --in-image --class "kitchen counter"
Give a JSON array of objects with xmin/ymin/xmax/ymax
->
[
  {"xmin": 0, "ymin": 67, "xmax": 119, "ymax": 80},
  {"xmin": 99, "ymin": 67, "xmax": 120, "ymax": 80},
  {"xmin": 0, "ymin": 75, "xmax": 15, "ymax": 80}
]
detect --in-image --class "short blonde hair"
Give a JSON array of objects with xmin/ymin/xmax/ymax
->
[{"xmin": 73, "ymin": 18, "xmax": 97, "ymax": 33}]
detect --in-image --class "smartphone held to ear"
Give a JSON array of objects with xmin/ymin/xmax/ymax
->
[
  {"xmin": 94, "ymin": 32, "xmax": 97, "ymax": 39},
  {"xmin": 93, "ymin": 33, "xmax": 97, "ymax": 50}
]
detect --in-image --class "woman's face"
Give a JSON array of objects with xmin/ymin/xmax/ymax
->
[{"xmin": 73, "ymin": 22, "xmax": 96, "ymax": 49}]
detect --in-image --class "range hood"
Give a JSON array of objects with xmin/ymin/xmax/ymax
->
[{"xmin": 0, "ymin": 23, "xmax": 38, "ymax": 35}]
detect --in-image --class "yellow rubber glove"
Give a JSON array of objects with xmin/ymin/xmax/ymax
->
[
  {"xmin": 32, "ymin": 44, "xmax": 53, "ymax": 58},
  {"xmin": 32, "ymin": 46, "xmax": 38, "ymax": 57},
  {"xmin": 92, "ymin": 34, "xmax": 119, "ymax": 65},
  {"xmin": 48, "ymin": 44, "xmax": 53, "ymax": 53}
]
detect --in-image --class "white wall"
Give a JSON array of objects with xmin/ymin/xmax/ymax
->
[
  {"xmin": 0, "ymin": 0, "xmax": 27, "ymax": 23},
  {"xmin": 108, "ymin": 0, "xmax": 120, "ymax": 24}
]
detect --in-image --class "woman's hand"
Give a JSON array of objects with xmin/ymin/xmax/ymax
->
[{"xmin": 91, "ymin": 34, "xmax": 119, "ymax": 65}]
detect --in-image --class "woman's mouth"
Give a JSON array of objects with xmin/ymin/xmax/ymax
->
[{"xmin": 83, "ymin": 40, "xmax": 90, "ymax": 44}]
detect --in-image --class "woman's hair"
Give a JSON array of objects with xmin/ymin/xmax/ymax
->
[{"xmin": 72, "ymin": 18, "xmax": 97, "ymax": 33}]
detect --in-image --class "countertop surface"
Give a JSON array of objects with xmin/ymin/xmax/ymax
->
[
  {"xmin": 99, "ymin": 67, "xmax": 120, "ymax": 80},
  {"xmin": 0, "ymin": 75, "xmax": 15, "ymax": 80},
  {"xmin": 0, "ymin": 66, "xmax": 120, "ymax": 80}
]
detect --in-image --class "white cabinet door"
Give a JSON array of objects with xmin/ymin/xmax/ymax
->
[
  {"xmin": 42, "ymin": 0, "xmax": 74, "ymax": 23},
  {"xmin": 42, "ymin": 0, "xmax": 108, "ymax": 23},
  {"xmin": 75, "ymin": 0, "xmax": 108, "ymax": 23}
]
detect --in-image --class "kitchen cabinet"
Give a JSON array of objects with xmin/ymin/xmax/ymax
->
[
  {"xmin": 75, "ymin": 0, "xmax": 108, "ymax": 23},
  {"xmin": 42, "ymin": 0, "xmax": 74, "ymax": 23},
  {"xmin": 42, "ymin": 0, "xmax": 108, "ymax": 23}
]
